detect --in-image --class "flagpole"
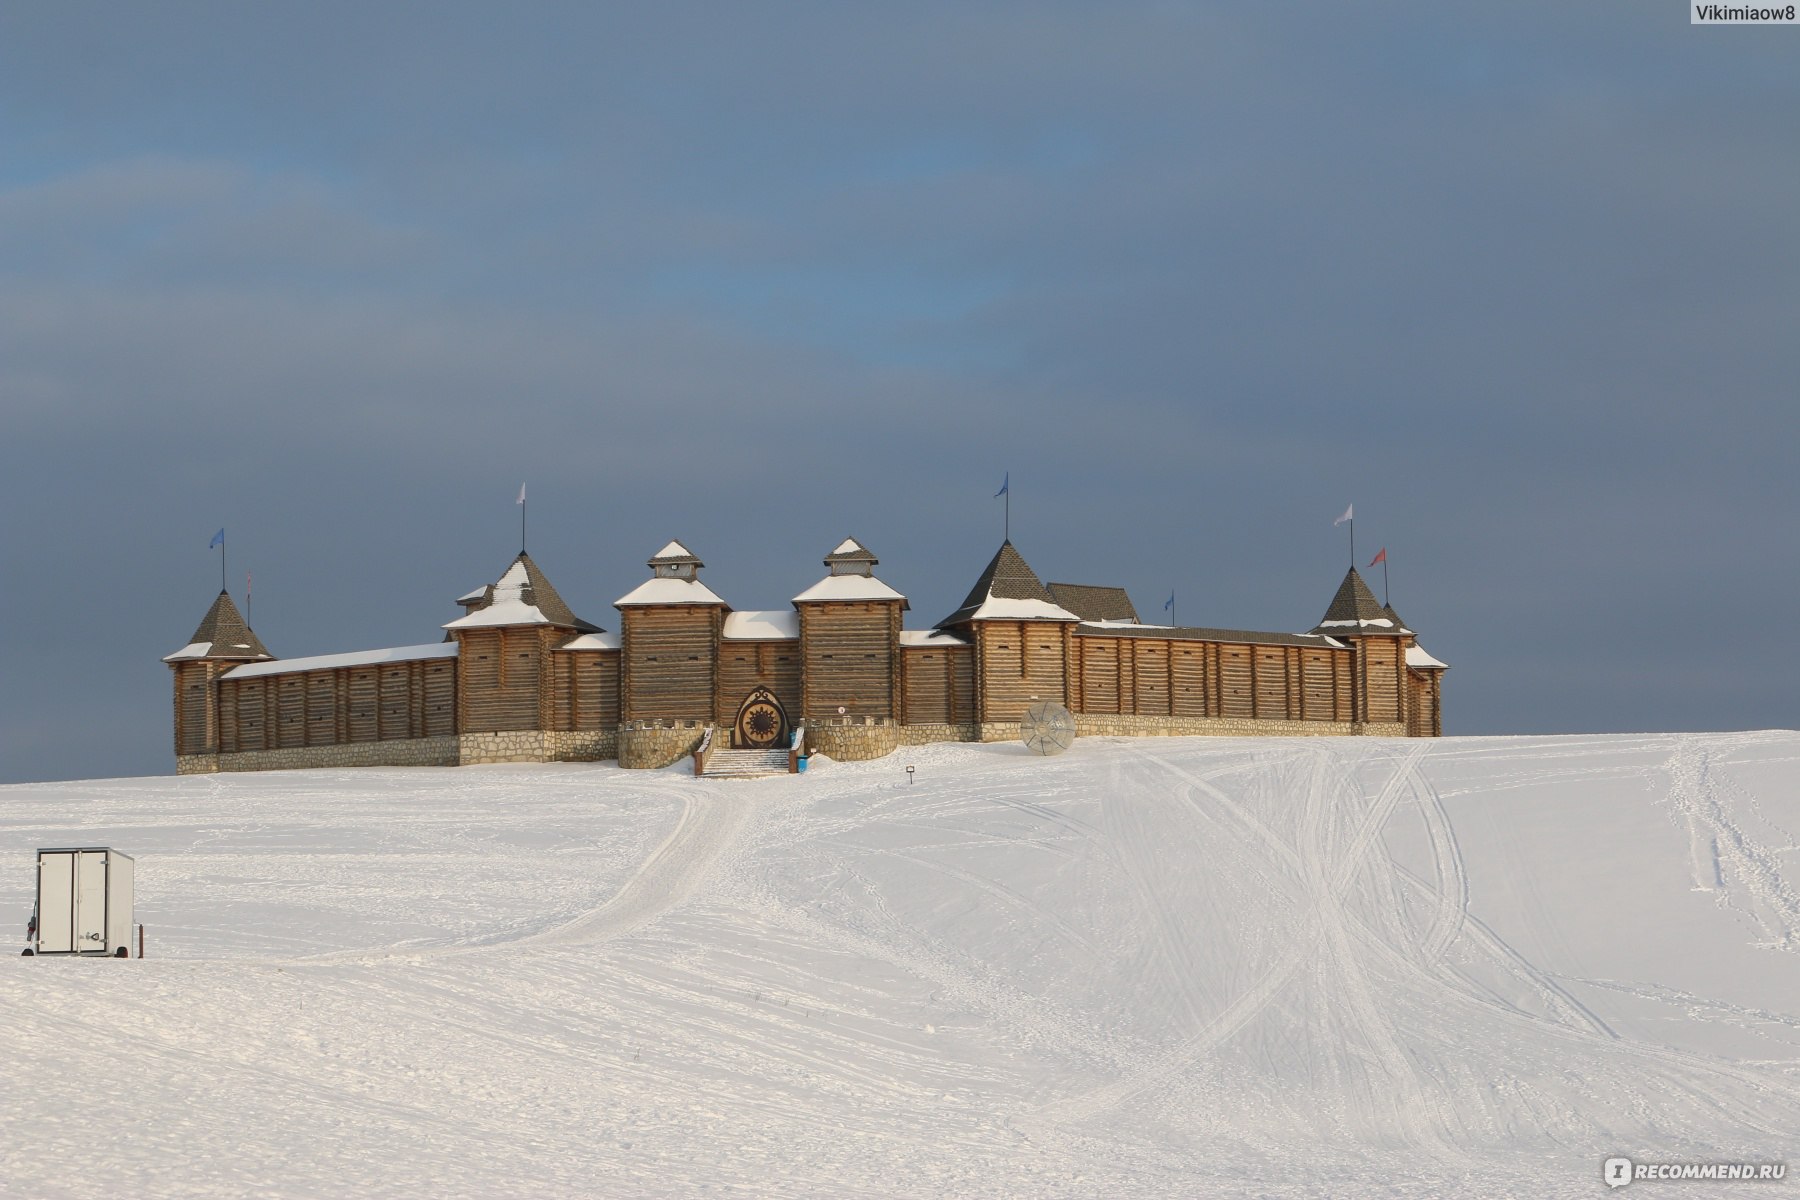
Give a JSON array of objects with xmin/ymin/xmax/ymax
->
[
  {"xmin": 220, "ymin": 535, "xmax": 227, "ymax": 594},
  {"xmin": 1382, "ymin": 557, "xmax": 1389, "ymax": 607},
  {"xmin": 1349, "ymin": 519, "xmax": 1355, "ymax": 569}
]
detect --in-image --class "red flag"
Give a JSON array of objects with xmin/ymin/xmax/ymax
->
[{"xmin": 1368, "ymin": 548, "xmax": 1386, "ymax": 567}]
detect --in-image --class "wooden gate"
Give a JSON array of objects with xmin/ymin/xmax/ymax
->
[{"xmin": 732, "ymin": 686, "xmax": 790, "ymax": 749}]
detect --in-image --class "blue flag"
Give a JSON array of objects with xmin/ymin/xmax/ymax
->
[
  {"xmin": 209, "ymin": 528, "xmax": 224, "ymax": 549},
  {"xmin": 1164, "ymin": 591, "xmax": 1174, "ymax": 612},
  {"xmin": 994, "ymin": 472, "xmax": 1008, "ymax": 498}
]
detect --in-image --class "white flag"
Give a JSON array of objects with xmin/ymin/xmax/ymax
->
[
  {"xmin": 516, "ymin": 483, "xmax": 527, "ymax": 505},
  {"xmin": 1333, "ymin": 503, "xmax": 1353, "ymax": 526}
]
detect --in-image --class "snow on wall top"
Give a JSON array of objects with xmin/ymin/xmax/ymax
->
[
  {"xmin": 722, "ymin": 610, "xmax": 800, "ymax": 640},
  {"xmin": 899, "ymin": 629, "xmax": 968, "ymax": 647},
  {"xmin": 223, "ymin": 643, "xmax": 458, "ymax": 679},
  {"xmin": 557, "ymin": 631, "xmax": 622, "ymax": 651}
]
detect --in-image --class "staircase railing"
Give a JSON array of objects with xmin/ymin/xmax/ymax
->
[
  {"xmin": 692, "ymin": 726, "xmax": 716, "ymax": 777},
  {"xmin": 788, "ymin": 722, "xmax": 807, "ymax": 774}
]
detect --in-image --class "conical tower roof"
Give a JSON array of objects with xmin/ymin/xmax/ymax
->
[
  {"xmin": 444, "ymin": 552, "xmax": 600, "ymax": 631},
  {"xmin": 936, "ymin": 540, "xmax": 1079, "ymax": 628},
  {"xmin": 1310, "ymin": 567, "xmax": 1404, "ymax": 636},
  {"xmin": 164, "ymin": 590, "xmax": 274, "ymax": 662},
  {"xmin": 1379, "ymin": 603, "xmax": 1413, "ymax": 636}
]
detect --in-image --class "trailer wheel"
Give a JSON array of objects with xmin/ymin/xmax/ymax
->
[
  {"xmin": 114, "ymin": 947, "xmax": 128, "ymax": 958},
  {"xmin": 20, "ymin": 949, "xmax": 33, "ymax": 956}
]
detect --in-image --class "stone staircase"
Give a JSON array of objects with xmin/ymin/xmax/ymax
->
[{"xmin": 698, "ymin": 745, "xmax": 793, "ymax": 779}]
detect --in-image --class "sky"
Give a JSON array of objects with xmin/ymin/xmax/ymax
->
[{"xmin": 1, "ymin": 2, "xmax": 1795, "ymax": 784}]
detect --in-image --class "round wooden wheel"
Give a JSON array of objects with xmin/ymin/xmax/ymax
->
[{"xmin": 1020, "ymin": 702, "xmax": 1076, "ymax": 756}]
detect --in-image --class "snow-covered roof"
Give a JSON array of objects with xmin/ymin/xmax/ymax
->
[
  {"xmin": 648, "ymin": 540, "xmax": 701, "ymax": 565},
  {"xmin": 443, "ymin": 554, "xmax": 599, "ymax": 632},
  {"xmin": 791, "ymin": 574, "xmax": 907, "ymax": 604},
  {"xmin": 723, "ymin": 610, "xmax": 799, "ymax": 640},
  {"xmin": 958, "ymin": 596, "xmax": 1081, "ymax": 623},
  {"xmin": 831, "ymin": 538, "xmax": 862, "ymax": 556},
  {"xmin": 614, "ymin": 576, "xmax": 727, "ymax": 607},
  {"xmin": 223, "ymin": 643, "xmax": 457, "ymax": 680},
  {"xmin": 937, "ymin": 541, "xmax": 1080, "ymax": 627},
  {"xmin": 1317, "ymin": 617, "xmax": 1399, "ymax": 631},
  {"xmin": 899, "ymin": 629, "xmax": 968, "ymax": 647},
  {"xmin": 163, "ymin": 641, "xmax": 214, "ymax": 662},
  {"xmin": 1407, "ymin": 643, "xmax": 1449, "ymax": 670},
  {"xmin": 557, "ymin": 631, "xmax": 622, "ymax": 651},
  {"xmin": 455, "ymin": 585, "xmax": 489, "ymax": 604}
]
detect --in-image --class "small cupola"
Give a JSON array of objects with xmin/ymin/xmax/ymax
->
[
  {"xmin": 1310, "ymin": 567, "xmax": 1401, "ymax": 636},
  {"xmin": 648, "ymin": 540, "xmax": 703, "ymax": 581},
  {"xmin": 823, "ymin": 537, "xmax": 878, "ymax": 578}
]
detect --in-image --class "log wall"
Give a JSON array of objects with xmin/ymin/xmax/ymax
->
[
  {"xmin": 973, "ymin": 621, "xmax": 1069, "ymax": 724},
  {"xmin": 551, "ymin": 649, "xmax": 621, "ymax": 732},
  {"xmin": 1066, "ymin": 633, "xmax": 1365, "ymax": 725},
  {"xmin": 799, "ymin": 602, "xmax": 900, "ymax": 720},
  {"xmin": 214, "ymin": 657, "xmax": 456, "ymax": 753},
  {"xmin": 621, "ymin": 606, "xmax": 720, "ymax": 723},
  {"xmin": 899, "ymin": 644, "xmax": 974, "ymax": 725},
  {"xmin": 717, "ymin": 640, "xmax": 801, "ymax": 727}
]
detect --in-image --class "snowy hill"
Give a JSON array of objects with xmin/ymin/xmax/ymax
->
[{"xmin": 4, "ymin": 733, "xmax": 1798, "ymax": 1198}]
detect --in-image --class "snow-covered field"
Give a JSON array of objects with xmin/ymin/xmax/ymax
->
[{"xmin": 3, "ymin": 732, "xmax": 1798, "ymax": 1198}]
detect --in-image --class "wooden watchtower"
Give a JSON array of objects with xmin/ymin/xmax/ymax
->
[
  {"xmin": 792, "ymin": 537, "xmax": 907, "ymax": 723},
  {"xmin": 614, "ymin": 541, "xmax": 728, "ymax": 725},
  {"xmin": 444, "ymin": 552, "xmax": 599, "ymax": 735},
  {"xmin": 935, "ymin": 540, "xmax": 1081, "ymax": 726},
  {"xmin": 164, "ymin": 590, "xmax": 275, "ymax": 761}
]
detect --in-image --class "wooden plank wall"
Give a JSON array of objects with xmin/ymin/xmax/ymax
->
[
  {"xmin": 799, "ymin": 602, "xmax": 898, "ymax": 720},
  {"xmin": 974, "ymin": 621, "xmax": 1068, "ymax": 724},
  {"xmin": 621, "ymin": 607, "xmax": 719, "ymax": 722},
  {"xmin": 1362, "ymin": 638, "xmax": 1403, "ymax": 723},
  {"xmin": 456, "ymin": 628, "xmax": 544, "ymax": 733},
  {"xmin": 551, "ymin": 650, "xmax": 621, "ymax": 732},
  {"xmin": 716, "ymin": 641, "xmax": 801, "ymax": 726},
  {"xmin": 174, "ymin": 664, "xmax": 214, "ymax": 755},
  {"xmin": 899, "ymin": 643, "xmax": 974, "ymax": 725},
  {"xmin": 215, "ymin": 657, "xmax": 457, "ymax": 752},
  {"xmin": 1067, "ymin": 634, "xmax": 1358, "ymax": 724}
]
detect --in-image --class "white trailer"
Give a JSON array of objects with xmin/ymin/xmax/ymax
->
[{"xmin": 30, "ymin": 848, "xmax": 135, "ymax": 957}]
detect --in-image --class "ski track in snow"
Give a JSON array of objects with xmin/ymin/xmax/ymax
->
[{"xmin": 5, "ymin": 734, "xmax": 1800, "ymax": 1197}]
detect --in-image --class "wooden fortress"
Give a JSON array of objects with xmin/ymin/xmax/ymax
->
[{"xmin": 167, "ymin": 537, "xmax": 1447, "ymax": 774}]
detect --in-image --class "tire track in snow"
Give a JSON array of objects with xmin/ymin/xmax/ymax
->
[{"xmin": 1040, "ymin": 744, "xmax": 1428, "ymax": 1126}]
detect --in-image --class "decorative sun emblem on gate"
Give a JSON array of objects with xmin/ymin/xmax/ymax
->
[{"xmin": 745, "ymin": 704, "xmax": 779, "ymax": 739}]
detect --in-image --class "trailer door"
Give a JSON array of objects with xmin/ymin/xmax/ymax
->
[
  {"xmin": 37, "ymin": 852, "xmax": 74, "ymax": 953},
  {"xmin": 75, "ymin": 851, "xmax": 109, "ymax": 952}
]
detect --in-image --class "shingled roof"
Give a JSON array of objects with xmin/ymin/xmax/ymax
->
[
  {"xmin": 936, "ymin": 540, "xmax": 1080, "ymax": 628},
  {"xmin": 1046, "ymin": 582, "xmax": 1139, "ymax": 624},
  {"xmin": 164, "ymin": 590, "xmax": 274, "ymax": 662},
  {"xmin": 823, "ymin": 537, "xmax": 878, "ymax": 567},
  {"xmin": 444, "ymin": 552, "xmax": 601, "ymax": 632},
  {"xmin": 1310, "ymin": 567, "xmax": 1405, "ymax": 636},
  {"xmin": 648, "ymin": 540, "xmax": 703, "ymax": 567},
  {"xmin": 1379, "ymin": 603, "xmax": 1414, "ymax": 636},
  {"xmin": 1075, "ymin": 623, "xmax": 1344, "ymax": 650}
]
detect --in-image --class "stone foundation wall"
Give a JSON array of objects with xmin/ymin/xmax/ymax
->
[
  {"xmin": 805, "ymin": 719, "xmax": 900, "ymax": 761},
  {"xmin": 546, "ymin": 730, "xmax": 618, "ymax": 762},
  {"xmin": 897, "ymin": 723, "xmax": 980, "ymax": 746},
  {"xmin": 180, "ymin": 735, "xmax": 462, "ymax": 774},
  {"xmin": 618, "ymin": 722, "xmax": 708, "ymax": 770},
  {"xmin": 1069, "ymin": 714, "xmax": 1407, "ymax": 740}
]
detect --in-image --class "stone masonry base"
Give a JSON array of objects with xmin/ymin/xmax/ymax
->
[{"xmin": 177, "ymin": 715, "xmax": 1411, "ymax": 774}]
